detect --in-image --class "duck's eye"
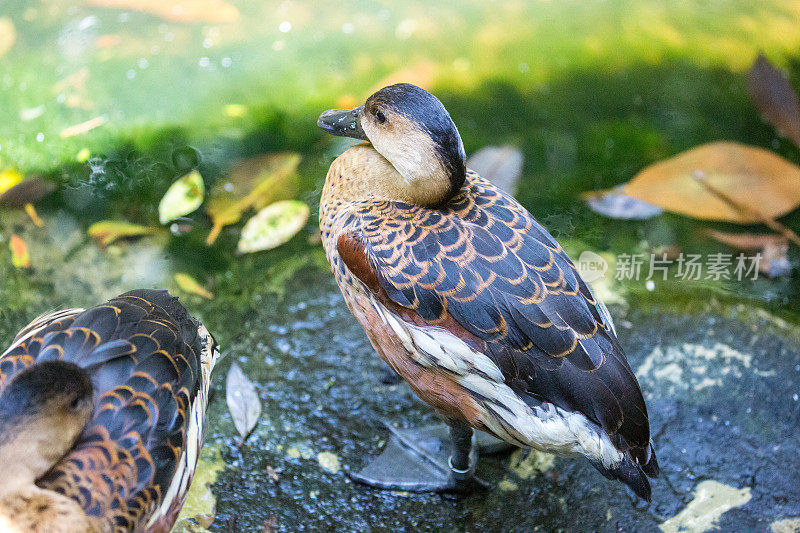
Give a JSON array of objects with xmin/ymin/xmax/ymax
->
[
  {"xmin": 375, "ymin": 110, "xmax": 386, "ymax": 124},
  {"xmin": 70, "ymin": 396, "xmax": 86, "ymax": 410}
]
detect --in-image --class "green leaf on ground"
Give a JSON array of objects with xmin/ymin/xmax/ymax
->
[
  {"xmin": 237, "ymin": 200, "xmax": 309, "ymax": 254},
  {"xmin": 159, "ymin": 170, "xmax": 205, "ymax": 225}
]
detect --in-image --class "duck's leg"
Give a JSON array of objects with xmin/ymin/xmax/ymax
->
[
  {"xmin": 349, "ymin": 421, "xmax": 511, "ymax": 493},
  {"xmin": 445, "ymin": 422, "xmax": 481, "ymax": 492}
]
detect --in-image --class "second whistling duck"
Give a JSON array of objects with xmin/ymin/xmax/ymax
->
[{"xmin": 0, "ymin": 290, "xmax": 219, "ymax": 531}]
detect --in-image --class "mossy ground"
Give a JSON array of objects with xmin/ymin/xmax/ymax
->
[{"xmin": 1, "ymin": 1, "xmax": 799, "ymax": 530}]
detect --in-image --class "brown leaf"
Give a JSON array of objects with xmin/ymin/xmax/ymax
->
[
  {"xmin": 0, "ymin": 177, "xmax": 57, "ymax": 208},
  {"xmin": 83, "ymin": 0, "xmax": 239, "ymax": 22},
  {"xmin": 206, "ymin": 153, "xmax": 300, "ymax": 245},
  {"xmin": 746, "ymin": 54, "xmax": 800, "ymax": 149},
  {"xmin": 704, "ymin": 230, "xmax": 791, "ymax": 278},
  {"xmin": 265, "ymin": 465, "xmax": 279, "ymax": 483},
  {"xmin": 621, "ymin": 142, "xmax": 800, "ymax": 223},
  {"xmin": 704, "ymin": 230, "xmax": 786, "ymax": 250}
]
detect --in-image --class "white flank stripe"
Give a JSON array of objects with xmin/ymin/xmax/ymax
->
[
  {"xmin": 370, "ymin": 299, "xmax": 624, "ymax": 469},
  {"xmin": 146, "ymin": 324, "xmax": 219, "ymax": 528}
]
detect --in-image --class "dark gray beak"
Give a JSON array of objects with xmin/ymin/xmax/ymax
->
[{"xmin": 317, "ymin": 105, "xmax": 367, "ymax": 140}]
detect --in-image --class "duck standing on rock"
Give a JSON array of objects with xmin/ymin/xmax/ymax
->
[
  {"xmin": 318, "ymin": 83, "xmax": 659, "ymax": 499},
  {"xmin": 0, "ymin": 290, "xmax": 219, "ymax": 532}
]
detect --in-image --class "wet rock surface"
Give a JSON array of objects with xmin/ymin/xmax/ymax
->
[
  {"xmin": 1, "ymin": 213, "xmax": 798, "ymax": 532},
  {"xmin": 204, "ymin": 269, "xmax": 800, "ymax": 532}
]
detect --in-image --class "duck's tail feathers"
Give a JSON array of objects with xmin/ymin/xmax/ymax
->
[{"xmin": 592, "ymin": 443, "xmax": 659, "ymax": 502}]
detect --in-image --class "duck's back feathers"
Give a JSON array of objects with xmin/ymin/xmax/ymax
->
[
  {"xmin": 332, "ymin": 171, "xmax": 657, "ymax": 487},
  {"xmin": 0, "ymin": 289, "xmax": 215, "ymax": 531}
]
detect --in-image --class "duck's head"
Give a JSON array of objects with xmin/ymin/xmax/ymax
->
[
  {"xmin": 318, "ymin": 83, "xmax": 466, "ymax": 207},
  {"xmin": 0, "ymin": 361, "xmax": 93, "ymax": 493}
]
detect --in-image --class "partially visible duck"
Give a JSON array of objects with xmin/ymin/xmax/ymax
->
[
  {"xmin": 318, "ymin": 83, "xmax": 659, "ymax": 499},
  {"xmin": 0, "ymin": 289, "xmax": 219, "ymax": 532}
]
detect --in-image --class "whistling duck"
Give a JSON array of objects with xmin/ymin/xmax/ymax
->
[
  {"xmin": 0, "ymin": 290, "xmax": 219, "ymax": 532},
  {"xmin": 317, "ymin": 83, "xmax": 659, "ymax": 499}
]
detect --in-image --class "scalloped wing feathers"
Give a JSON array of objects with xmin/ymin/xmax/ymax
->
[
  {"xmin": 0, "ymin": 290, "xmax": 210, "ymax": 531},
  {"xmin": 334, "ymin": 171, "xmax": 652, "ymax": 462}
]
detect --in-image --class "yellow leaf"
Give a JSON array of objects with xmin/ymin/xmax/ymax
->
[
  {"xmin": 0, "ymin": 168, "xmax": 23, "ymax": 196},
  {"xmin": 88, "ymin": 220, "xmax": 162, "ymax": 247},
  {"xmin": 621, "ymin": 142, "xmax": 800, "ymax": 223},
  {"xmin": 24, "ymin": 204, "xmax": 44, "ymax": 227},
  {"xmin": 158, "ymin": 170, "xmax": 205, "ymax": 225},
  {"xmin": 174, "ymin": 272, "xmax": 214, "ymax": 299},
  {"xmin": 224, "ymin": 104, "xmax": 247, "ymax": 117},
  {"xmin": 0, "ymin": 18, "xmax": 16, "ymax": 59},
  {"xmin": 237, "ymin": 200, "xmax": 309, "ymax": 254},
  {"xmin": 205, "ymin": 153, "xmax": 300, "ymax": 245},
  {"xmin": 10, "ymin": 234, "xmax": 30, "ymax": 268},
  {"xmin": 83, "ymin": 0, "xmax": 239, "ymax": 23}
]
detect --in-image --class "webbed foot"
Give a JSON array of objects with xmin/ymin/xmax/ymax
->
[{"xmin": 348, "ymin": 423, "xmax": 512, "ymax": 493}]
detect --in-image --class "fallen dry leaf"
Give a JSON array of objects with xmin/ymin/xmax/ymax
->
[
  {"xmin": 23, "ymin": 204, "xmax": 43, "ymax": 227},
  {"xmin": 206, "ymin": 153, "xmax": 300, "ymax": 245},
  {"xmin": 0, "ymin": 177, "xmax": 56, "ymax": 208},
  {"xmin": 583, "ymin": 187, "xmax": 664, "ymax": 220},
  {"xmin": 704, "ymin": 229, "xmax": 791, "ymax": 278},
  {"xmin": 174, "ymin": 272, "xmax": 214, "ymax": 299},
  {"xmin": 9, "ymin": 235, "xmax": 30, "ymax": 268},
  {"xmin": 468, "ymin": 146, "xmax": 524, "ymax": 194},
  {"xmin": 620, "ymin": 142, "xmax": 800, "ymax": 223},
  {"xmin": 226, "ymin": 363, "xmax": 261, "ymax": 443},
  {"xmin": 265, "ymin": 465, "xmax": 279, "ymax": 483},
  {"xmin": 84, "ymin": 0, "xmax": 239, "ymax": 23},
  {"xmin": 693, "ymin": 169, "xmax": 800, "ymax": 246},
  {"xmin": 237, "ymin": 200, "xmax": 309, "ymax": 254},
  {"xmin": 747, "ymin": 54, "xmax": 800, "ymax": 149},
  {"xmin": 159, "ymin": 170, "xmax": 205, "ymax": 224},
  {"xmin": 60, "ymin": 116, "xmax": 107, "ymax": 138},
  {"xmin": 0, "ymin": 18, "xmax": 16, "ymax": 59},
  {"xmin": 704, "ymin": 230, "xmax": 786, "ymax": 250},
  {"xmin": 88, "ymin": 220, "xmax": 162, "ymax": 247}
]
